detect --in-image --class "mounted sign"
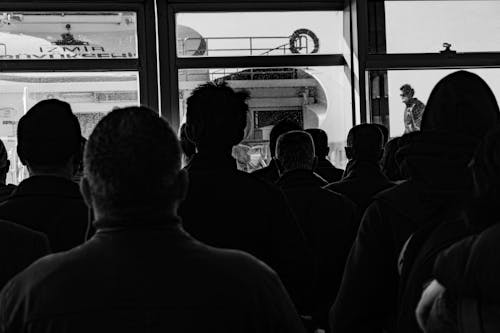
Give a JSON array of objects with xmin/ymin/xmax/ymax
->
[{"xmin": 0, "ymin": 12, "xmax": 138, "ymax": 60}]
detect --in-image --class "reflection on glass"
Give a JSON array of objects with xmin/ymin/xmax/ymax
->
[
  {"xmin": 0, "ymin": 72, "xmax": 139, "ymax": 184},
  {"xmin": 372, "ymin": 69, "xmax": 500, "ymax": 137},
  {"xmin": 178, "ymin": 66, "xmax": 352, "ymax": 171},
  {"xmin": 0, "ymin": 12, "xmax": 138, "ymax": 60},
  {"xmin": 385, "ymin": 1, "xmax": 500, "ymax": 54},
  {"xmin": 176, "ymin": 11, "xmax": 342, "ymax": 57}
]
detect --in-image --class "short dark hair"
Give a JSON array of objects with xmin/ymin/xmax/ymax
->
[
  {"xmin": 17, "ymin": 99, "xmax": 81, "ymax": 166},
  {"xmin": 346, "ymin": 124, "xmax": 384, "ymax": 160},
  {"xmin": 186, "ymin": 81, "xmax": 249, "ymax": 151},
  {"xmin": 269, "ymin": 119, "xmax": 302, "ymax": 157},
  {"xmin": 305, "ymin": 128, "xmax": 329, "ymax": 158},
  {"xmin": 84, "ymin": 106, "xmax": 181, "ymax": 212},
  {"xmin": 276, "ymin": 130, "xmax": 315, "ymax": 172},
  {"xmin": 400, "ymin": 84, "xmax": 415, "ymax": 98}
]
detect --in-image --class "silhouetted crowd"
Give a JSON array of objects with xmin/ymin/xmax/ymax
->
[{"xmin": 0, "ymin": 70, "xmax": 499, "ymax": 333}]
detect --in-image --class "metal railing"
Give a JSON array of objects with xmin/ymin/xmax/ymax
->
[{"xmin": 177, "ymin": 35, "xmax": 310, "ymax": 57}]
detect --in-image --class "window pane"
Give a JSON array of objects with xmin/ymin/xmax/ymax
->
[
  {"xmin": 369, "ymin": 69, "xmax": 500, "ymax": 137},
  {"xmin": 178, "ymin": 66, "xmax": 352, "ymax": 171},
  {"xmin": 0, "ymin": 72, "xmax": 139, "ymax": 184},
  {"xmin": 176, "ymin": 11, "xmax": 343, "ymax": 57},
  {"xmin": 0, "ymin": 12, "xmax": 137, "ymax": 60},
  {"xmin": 385, "ymin": 1, "xmax": 500, "ymax": 54}
]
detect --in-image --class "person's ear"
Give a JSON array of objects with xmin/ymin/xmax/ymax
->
[
  {"xmin": 172, "ymin": 168, "xmax": 189, "ymax": 203},
  {"xmin": 79, "ymin": 177, "xmax": 93, "ymax": 209},
  {"xmin": 345, "ymin": 147, "xmax": 353, "ymax": 160}
]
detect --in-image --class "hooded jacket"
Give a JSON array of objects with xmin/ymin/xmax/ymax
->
[{"xmin": 330, "ymin": 71, "xmax": 500, "ymax": 333}]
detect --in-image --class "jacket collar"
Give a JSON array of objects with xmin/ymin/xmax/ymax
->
[
  {"xmin": 343, "ymin": 159, "xmax": 389, "ymax": 182},
  {"xmin": 11, "ymin": 175, "xmax": 81, "ymax": 199},
  {"xmin": 186, "ymin": 152, "xmax": 237, "ymax": 172},
  {"xmin": 276, "ymin": 169, "xmax": 328, "ymax": 189}
]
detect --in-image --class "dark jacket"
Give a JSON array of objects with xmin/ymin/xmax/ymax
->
[
  {"xmin": 180, "ymin": 153, "xmax": 312, "ymax": 314},
  {"xmin": 0, "ymin": 176, "xmax": 89, "ymax": 252},
  {"xmin": 252, "ymin": 159, "xmax": 280, "ymax": 184},
  {"xmin": 330, "ymin": 132, "xmax": 477, "ymax": 333},
  {"xmin": 325, "ymin": 160, "xmax": 394, "ymax": 215},
  {"xmin": 0, "ymin": 185, "xmax": 16, "ymax": 203},
  {"xmin": 0, "ymin": 217, "xmax": 306, "ymax": 333},
  {"xmin": 277, "ymin": 169, "xmax": 357, "ymax": 329},
  {"xmin": 433, "ymin": 223, "xmax": 500, "ymax": 333},
  {"xmin": 314, "ymin": 158, "xmax": 344, "ymax": 184},
  {"xmin": 0, "ymin": 220, "xmax": 49, "ymax": 289}
]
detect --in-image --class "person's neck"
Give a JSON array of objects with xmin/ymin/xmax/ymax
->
[{"xmin": 93, "ymin": 202, "xmax": 179, "ymax": 222}]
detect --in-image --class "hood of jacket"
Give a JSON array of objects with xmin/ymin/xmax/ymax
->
[{"xmin": 421, "ymin": 70, "xmax": 500, "ymax": 139}]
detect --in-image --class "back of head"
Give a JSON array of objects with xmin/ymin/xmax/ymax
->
[
  {"xmin": 84, "ymin": 106, "xmax": 181, "ymax": 213},
  {"xmin": 305, "ymin": 128, "xmax": 329, "ymax": 158},
  {"xmin": 269, "ymin": 119, "xmax": 302, "ymax": 157},
  {"xmin": 186, "ymin": 81, "xmax": 249, "ymax": 152},
  {"xmin": 346, "ymin": 124, "xmax": 384, "ymax": 161},
  {"xmin": 17, "ymin": 99, "xmax": 81, "ymax": 167},
  {"xmin": 421, "ymin": 71, "xmax": 500, "ymax": 139},
  {"xmin": 276, "ymin": 130, "xmax": 315, "ymax": 172}
]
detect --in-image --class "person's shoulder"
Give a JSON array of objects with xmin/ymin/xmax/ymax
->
[
  {"xmin": 373, "ymin": 180, "xmax": 414, "ymax": 202},
  {"xmin": 0, "ymin": 219, "xmax": 47, "ymax": 243},
  {"xmin": 198, "ymin": 243, "xmax": 281, "ymax": 284}
]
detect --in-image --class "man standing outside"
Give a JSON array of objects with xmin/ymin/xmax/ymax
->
[{"xmin": 401, "ymin": 84, "xmax": 425, "ymax": 133}]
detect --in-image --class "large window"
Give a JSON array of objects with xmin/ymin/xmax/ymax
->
[
  {"xmin": 0, "ymin": 4, "xmax": 155, "ymax": 184},
  {"xmin": 179, "ymin": 66, "xmax": 352, "ymax": 169},
  {"xmin": 365, "ymin": 0, "xmax": 500, "ymax": 137},
  {"xmin": 371, "ymin": 68, "xmax": 500, "ymax": 137},
  {"xmin": 158, "ymin": 2, "xmax": 355, "ymax": 171},
  {"xmin": 176, "ymin": 11, "xmax": 342, "ymax": 57},
  {"xmin": 385, "ymin": 1, "xmax": 500, "ymax": 54}
]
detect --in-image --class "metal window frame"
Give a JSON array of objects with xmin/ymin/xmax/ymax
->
[
  {"xmin": 157, "ymin": 1, "xmax": 352, "ymax": 130},
  {"xmin": 0, "ymin": 1, "xmax": 159, "ymax": 112}
]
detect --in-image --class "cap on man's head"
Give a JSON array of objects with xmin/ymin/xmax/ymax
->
[
  {"xmin": 17, "ymin": 99, "xmax": 81, "ymax": 166},
  {"xmin": 421, "ymin": 70, "xmax": 500, "ymax": 139}
]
